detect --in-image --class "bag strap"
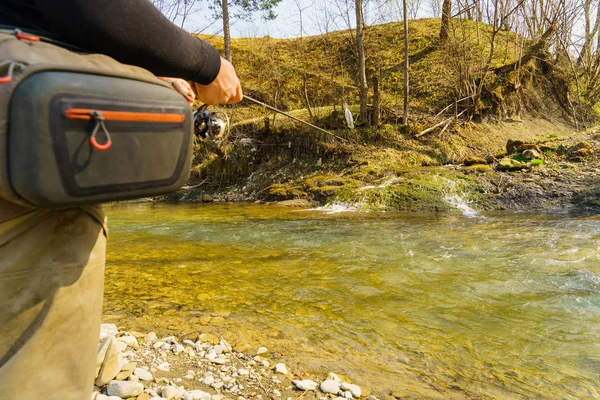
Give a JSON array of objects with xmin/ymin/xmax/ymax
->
[{"xmin": 0, "ymin": 25, "xmax": 87, "ymax": 53}]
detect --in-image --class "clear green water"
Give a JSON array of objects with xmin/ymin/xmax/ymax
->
[{"xmin": 104, "ymin": 203, "xmax": 600, "ymax": 399}]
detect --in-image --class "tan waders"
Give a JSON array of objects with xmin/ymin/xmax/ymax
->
[{"xmin": 0, "ymin": 202, "xmax": 106, "ymax": 400}]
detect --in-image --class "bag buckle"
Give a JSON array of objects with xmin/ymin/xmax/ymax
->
[
  {"xmin": 0, "ymin": 61, "xmax": 25, "ymax": 84},
  {"xmin": 89, "ymin": 111, "xmax": 113, "ymax": 151},
  {"xmin": 14, "ymin": 28, "xmax": 40, "ymax": 42}
]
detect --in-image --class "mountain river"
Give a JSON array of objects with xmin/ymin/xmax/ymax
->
[{"xmin": 103, "ymin": 203, "xmax": 600, "ymax": 399}]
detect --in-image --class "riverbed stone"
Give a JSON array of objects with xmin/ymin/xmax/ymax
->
[
  {"xmin": 100, "ymin": 324, "xmax": 119, "ymax": 340},
  {"xmin": 275, "ymin": 363, "xmax": 288, "ymax": 375},
  {"xmin": 320, "ymin": 380, "xmax": 341, "ymax": 394},
  {"xmin": 145, "ymin": 332, "xmax": 158, "ymax": 344},
  {"xmin": 96, "ymin": 338, "xmax": 111, "ymax": 378},
  {"xmin": 186, "ymin": 390, "xmax": 211, "ymax": 400},
  {"xmin": 256, "ymin": 346, "xmax": 269, "ymax": 355},
  {"xmin": 116, "ymin": 362, "xmax": 137, "ymax": 380},
  {"xmin": 96, "ymin": 338, "xmax": 124, "ymax": 386},
  {"xmin": 137, "ymin": 394, "xmax": 151, "ymax": 400},
  {"xmin": 134, "ymin": 368, "xmax": 154, "ymax": 382},
  {"xmin": 327, "ymin": 373, "xmax": 342, "ymax": 383},
  {"xmin": 522, "ymin": 149, "xmax": 542, "ymax": 160},
  {"xmin": 162, "ymin": 386, "xmax": 179, "ymax": 400},
  {"xmin": 107, "ymin": 380, "xmax": 144, "ymax": 398},
  {"xmin": 119, "ymin": 335, "xmax": 140, "ymax": 349},
  {"xmin": 347, "ymin": 384, "xmax": 361, "ymax": 398},
  {"xmin": 497, "ymin": 158, "xmax": 524, "ymax": 171},
  {"xmin": 293, "ymin": 380, "xmax": 318, "ymax": 391},
  {"xmin": 198, "ymin": 333, "xmax": 220, "ymax": 345}
]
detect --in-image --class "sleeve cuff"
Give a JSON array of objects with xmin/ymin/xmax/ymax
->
[{"xmin": 193, "ymin": 39, "xmax": 222, "ymax": 85}]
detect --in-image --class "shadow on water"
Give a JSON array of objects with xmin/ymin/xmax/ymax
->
[{"xmin": 103, "ymin": 203, "xmax": 600, "ymax": 398}]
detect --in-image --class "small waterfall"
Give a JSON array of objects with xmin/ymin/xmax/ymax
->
[
  {"xmin": 312, "ymin": 202, "xmax": 359, "ymax": 214},
  {"xmin": 441, "ymin": 178, "xmax": 479, "ymax": 218}
]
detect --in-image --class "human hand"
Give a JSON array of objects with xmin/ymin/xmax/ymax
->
[
  {"xmin": 191, "ymin": 57, "xmax": 243, "ymax": 105},
  {"xmin": 158, "ymin": 77, "xmax": 196, "ymax": 103}
]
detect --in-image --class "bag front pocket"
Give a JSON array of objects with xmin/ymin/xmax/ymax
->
[{"xmin": 8, "ymin": 71, "xmax": 194, "ymax": 207}]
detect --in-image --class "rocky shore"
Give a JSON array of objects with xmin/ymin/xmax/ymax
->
[{"xmin": 93, "ymin": 325, "xmax": 371, "ymax": 400}]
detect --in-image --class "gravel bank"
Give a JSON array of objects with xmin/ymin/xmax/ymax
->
[{"xmin": 93, "ymin": 325, "xmax": 374, "ymax": 400}]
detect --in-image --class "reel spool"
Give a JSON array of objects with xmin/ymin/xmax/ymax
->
[{"xmin": 194, "ymin": 104, "xmax": 230, "ymax": 143}]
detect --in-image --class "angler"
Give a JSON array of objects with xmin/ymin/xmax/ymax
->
[{"xmin": 0, "ymin": 1, "xmax": 242, "ymax": 399}]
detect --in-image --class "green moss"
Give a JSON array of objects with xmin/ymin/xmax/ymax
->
[
  {"xmin": 531, "ymin": 159, "xmax": 544, "ymax": 167},
  {"xmin": 332, "ymin": 168, "xmax": 488, "ymax": 212}
]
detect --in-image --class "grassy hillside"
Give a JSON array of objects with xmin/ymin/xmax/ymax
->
[{"xmin": 175, "ymin": 19, "xmax": 598, "ymax": 211}]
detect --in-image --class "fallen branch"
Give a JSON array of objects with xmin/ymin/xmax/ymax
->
[
  {"xmin": 181, "ymin": 177, "xmax": 209, "ymax": 190},
  {"xmin": 416, "ymin": 110, "xmax": 466, "ymax": 138}
]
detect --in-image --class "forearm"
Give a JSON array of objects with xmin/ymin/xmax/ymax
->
[{"xmin": 33, "ymin": 0, "xmax": 221, "ymax": 84}]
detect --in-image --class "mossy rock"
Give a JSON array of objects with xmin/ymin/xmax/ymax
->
[
  {"xmin": 567, "ymin": 142, "xmax": 594, "ymax": 162},
  {"xmin": 497, "ymin": 157, "xmax": 524, "ymax": 171},
  {"xmin": 261, "ymin": 184, "xmax": 305, "ymax": 201},
  {"xmin": 463, "ymin": 156, "xmax": 487, "ymax": 166},
  {"xmin": 465, "ymin": 164, "xmax": 493, "ymax": 174}
]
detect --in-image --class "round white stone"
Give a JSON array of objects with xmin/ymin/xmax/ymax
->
[
  {"xmin": 134, "ymin": 368, "xmax": 154, "ymax": 381},
  {"xmin": 162, "ymin": 386, "xmax": 179, "ymax": 400},
  {"xmin": 106, "ymin": 380, "xmax": 144, "ymax": 398},
  {"xmin": 274, "ymin": 363, "xmax": 288, "ymax": 375},
  {"xmin": 320, "ymin": 380, "xmax": 341, "ymax": 394},
  {"xmin": 292, "ymin": 380, "xmax": 318, "ymax": 391}
]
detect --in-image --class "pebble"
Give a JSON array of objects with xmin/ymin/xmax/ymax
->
[
  {"xmin": 173, "ymin": 343, "xmax": 185, "ymax": 355},
  {"xmin": 211, "ymin": 382, "xmax": 224, "ymax": 390},
  {"xmin": 153, "ymin": 341, "xmax": 166, "ymax": 349},
  {"xmin": 116, "ymin": 362, "xmax": 137, "ymax": 380},
  {"xmin": 345, "ymin": 384, "xmax": 361, "ymax": 398},
  {"xmin": 99, "ymin": 324, "xmax": 119, "ymax": 340},
  {"xmin": 237, "ymin": 369, "xmax": 250, "ymax": 376},
  {"xmin": 320, "ymin": 380, "xmax": 341, "ymax": 394},
  {"xmin": 96, "ymin": 338, "xmax": 124, "ymax": 386},
  {"xmin": 128, "ymin": 374, "xmax": 140, "ymax": 382},
  {"xmin": 106, "ymin": 380, "xmax": 144, "ymax": 398},
  {"xmin": 145, "ymin": 332, "xmax": 158, "ymax": 344},
  {"xmin": 186, "ymin": 390, "xmax": 211, "ymax": 400},
  {"xmin": 157, "ymin": 362, "xmax": 171, "ymax": 372},
  {"xmin": 256, "ymin": 346, "xmax": 268, "ymax": 355},
  {"xmin": 293, "ymin": 380, "xmax": 318, "ymax": 391},
  {"xmin": 201, "ymin": 376, "xmax": 215, "ymax": 385},
  {"xmin": 328, "ymin": 373, "xmax": 342, "ymax": 383},
  {"xmin": 134, "ymin": 367, "xmax": 154, "ymax": 381},
  {"xmin": 343, "ymin": 391, "xmax": 353, "ymax": 399},
  {"xmin": 95, "ymin": 338, "xmax": 112, "ymax": 378},
  {"xmin": 119, "ymin": 335, "xmax": 139, "ymax": 349},
  {"xmin": 162, "ymin": 386, "xmax": 179, "ymax": 400},
  {"xmin": 275, "ymin": 363, "xmax": 288, "ymax": 375},
  {"xmin": 272, "ymin": 389, "xmax": 282, "ymax": 397}
]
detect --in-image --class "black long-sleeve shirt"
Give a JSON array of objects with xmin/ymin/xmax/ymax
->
[{"xmin": 0, "ymin": 0, "xmax": 221, "ymax": 84}]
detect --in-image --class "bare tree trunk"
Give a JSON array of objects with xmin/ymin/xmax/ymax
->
[
  {"xmin": 372, "ymin": 75, "xmax": 381, "ymax": 126},
  {"xmin": 355, "ymin": 0, "xmax": 369, "ymax": 126},
  {"xmin": 403, "ymin": 0, "xmax": 409, "ymax": 123},
  {"xmin": 223, "ymin": 0, "xmax": 231, "ymax": 62},
  {"xmin": 440, "ymin": 0, "xmax": 452, "ymax": 42}
]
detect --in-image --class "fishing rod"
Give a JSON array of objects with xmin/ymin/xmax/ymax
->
[
  {"xmin": 242, "ymin": 95, "xmax": 347, "ymax": 142},
  {"xmin": 194, "ymin": 96, "xmax": 348, "ymax": 143}
]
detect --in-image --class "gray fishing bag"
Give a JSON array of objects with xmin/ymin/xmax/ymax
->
[{"xmin": 0, "ymin": 28, "xmax": 194, "ymax": 208}]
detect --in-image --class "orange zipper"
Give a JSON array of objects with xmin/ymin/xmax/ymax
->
[{"xmin": 65, "ymin": 108, "xmax": 186, "ymax": 123}]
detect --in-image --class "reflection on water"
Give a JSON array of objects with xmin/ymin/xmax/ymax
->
[{"xmin": 104, "ymin": 203, "xmax": 600, "ymax": 398}]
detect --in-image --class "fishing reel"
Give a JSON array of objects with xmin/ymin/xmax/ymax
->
[{"xmin": 194, "ymin": 104, "xmax": 229, "ymax": 143}]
